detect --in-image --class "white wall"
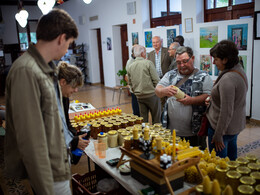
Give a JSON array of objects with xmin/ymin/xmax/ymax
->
[
  {"xmin": 252, "ymin": 1, "xmax": 260, "ymax": 120},
  {"xmin": 59, "ymin": 0, "xmax": 149, "ymax": 87}
]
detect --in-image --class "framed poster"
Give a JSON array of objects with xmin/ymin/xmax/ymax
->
[
  {"xmin": 254, "ymin": 11, "xmax": 260, "ymax": 40},
  {"xmin": 227, "ymin": 24, "xmax": 248, "ymax": 50},
  {"xmin": 185, "ymin": 18, "xmax": 193, "ymax": 33}
]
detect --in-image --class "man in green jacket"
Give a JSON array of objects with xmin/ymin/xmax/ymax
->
[
  {"xmin": 5, "ymin": 9, "xmax": 78, "ymax": 195},
  {"xmin": 127, "ymin": 45, "xmax": 161, "ymax": 124}
]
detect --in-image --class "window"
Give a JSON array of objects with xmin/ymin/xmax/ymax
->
[
  {"xmin": 150, "ymin": 0, "xmax": 182, "ymax": 28},
  {"xmin": 204, "ymin": 0, "xmax": 254, "ymax": 22}
]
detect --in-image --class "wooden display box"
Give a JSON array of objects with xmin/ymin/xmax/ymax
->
[{"xmin": 130, "ymin": 161, "xmax": 184, "ymax": 194}]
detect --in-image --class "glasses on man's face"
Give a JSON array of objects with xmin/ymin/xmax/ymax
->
[{"xmin": 176, "ymin": 56, "xmax": 192, "ymax": 66}]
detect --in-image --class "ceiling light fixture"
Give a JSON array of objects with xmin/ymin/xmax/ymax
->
[
  {"xmin": 15, "ymin": 0, "xmax": 29, "ymax": 28},
  {"xmin": 37, "ymin": 0, "xmax": 56, "ymax": 15},
  {"xmin": 83, "ymin": 0, "xmax": 92, "ymax": 4}
]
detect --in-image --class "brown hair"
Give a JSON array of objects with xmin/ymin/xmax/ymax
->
[
  {"xmin": 57, "ymin": 61, "xmax": 83, "ymax": 88},
  {"xmin": 36, "ymin": 8, "xmax": 78, "ymax": 41}
]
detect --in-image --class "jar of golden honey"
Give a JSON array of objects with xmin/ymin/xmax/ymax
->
[
  {"xmin": 240, "ymin": 176, "xmax": 256, "ymax": 186},
  {"xmin": 120, "ymin": 120, "xmax": 128, "ymax": 128},
  {"xmin": 237, "ymin": 166, "xmax": 251, "ymax": 177},
  {"xmin": 250, "ymin": 172, "xmax": 260, "ymax": 185},
  {"xmin": 255, "ymin": 184, "xmax": 260, "ymax": 195},
  {"xmin": 113, "ymin": 122, "xmax": 121, "ymax": 130},
  {"xmin": 246, "ymin": 154, "xmax": 257, "ymax": 163},
  {"xmin": 237, "ymin": 157, "xmax": 249, "ymax": 166},
  {"xmin": 247, "ymin": 162, "xmax": 260, "ymax": 172},
  {"xmin": 128, "ymin": 119, "xmax": 136, "ymax": 126},
  {"xmin": 119, "ymin": 131, "xmax": 130, "ymax": 146},
  {"xmin": 123, "ymin": 136, "xmax": 132, "ymax": 150},
  {"xmin": 135, "ymin": 117, "xmax": 144, "ymax": 124},
  {"xmin": 98, "ymin": 132, "xmax": 108, "ymax": 149},
  {"xmin": 103, "ymin": 124, "xmax": 113, "ymax": 133},
  {"xmin": 226, "ymin": 170, "xmax": 242, "ymax": 194},
  {"xmin": 257, "ymin": 159, "xmax": 260, "ymax": 165},
  {"xmin": 228, "ymin": 161, "xmax": 240, "ymax": 170},
  {"xmin": 108, "ymin": 130, "xmax": 118, "ymax": 148},
  {"xmin": 91, "ymin": 123, "xmax": 101, "ymax": 139},
  {"xmin": 237, "ymin": 185, "xmax": 255, "ymax": 195},
  {"xmin": 215, "ymin": 165, "xmax": 230, "ymax": 189}
]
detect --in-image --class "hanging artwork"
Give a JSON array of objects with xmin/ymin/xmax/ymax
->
[
  {"xmin": 132, "ymin": 32, "xmax": 139, "ymax": 45},
  {"xmin": 145, "ymin": 31, "xmax": 152, "ymax": 48},
  {"xmin": 227, "ymin": 24, "xmax": 248, "ymax": 50},
  {"xmin": 238, "ymin": 55, "xmax": 247, "ymax": 73},
  {"xmin": 167, "ymin": 29, "xmax": 176, "ymax": 48},
  {"xmin": 200, "ymin": 26, "xmax": 218, "ymax": 48},
  {"xmin": 107, "ymin": 37, "xmax": 112, "ymax": 50},
  {"xmin": 200, "ymin": 55, "xmax": 212, "ymax": 75}
]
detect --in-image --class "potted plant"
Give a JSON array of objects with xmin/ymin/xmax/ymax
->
[{"xmin": 117, "ymin": 68, "xmax": 127, "ymax": 86}]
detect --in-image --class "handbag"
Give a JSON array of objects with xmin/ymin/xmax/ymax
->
[{"xmin": 197, "ymin": 114, "xmax": 209, "ymax": 136}]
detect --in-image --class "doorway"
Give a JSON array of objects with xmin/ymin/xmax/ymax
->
[
  {"xmin": 97, "ymin": 28, "xmax": 104, "ymax": 84},
  {"xmin": 120, "ymin": 24, "xmax": 129, "ymax": 69}
]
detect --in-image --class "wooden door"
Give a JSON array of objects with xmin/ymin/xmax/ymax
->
[
  {"xmin": 120, "ymin": 24, "xmax": 129, "ymax": 69},
  {"xmin": 97, "ymin": 29, "xmax": 104, "ymax": 84}
]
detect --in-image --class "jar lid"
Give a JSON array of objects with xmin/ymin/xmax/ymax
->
[
  {"xmin": 121, "ymin": 131, "xmax": 130, "ymax": 136},
  {"xmin": 126, "ymin": 127, "xmax": 133, "ymax": 131},
  {"xmin": 117, "ymin": 129, "xmax": 125, "ymax": 133},
  {"xmin": 227, "ymin": 161, "xmax": 240, "ymax": 168},
  {"xmin": 236, "ymin": 166, "xmax": 251, "ymax": 175},
  {"xmin": 216, "ymin": 164, "xmax": 229, "ymax": 172},
  {"xmin": 195, "ymin": 184, "xmax": 203, "ymax": 193},
  {"xmin": 237, "ymin": 157, "xmax": 249, "ymax": 165},
  {"xmin": 256, "ymin": 184, "xmax": 260, "ymax": 192},
  {"xmin": 227, "ymin": 170, "xmax": 241, "ymax": 179},
  {"xmin": 250, "ymin": 171, "xmax": 260, "ymax": 180},
  {"xmin": 237, "ymin": 185, "xmax": 255, "ymax": 194},
  {"xmin": 108, "ymin": 130, "xmax": 118, "ymax": 135},
  {"xmin": 121, "ymin": 120, "xmax": 128, "ymax": 124},
  {"xmin": 154, "ymin": 123, "xmax": 162, "ymax": 127},
  {"xmin": 246, "ymin": 154, "xmax": 257, "ymax": 161},
  {"xmin": 240, "ymin": 176, "xmax": 256, "ymax": 185},
  {"xmin": 136, "ymin": 117, "xmax": 144, "ymax": 120},
  {"xmin": 105, "ymin": 124, "xmax": 113, "ymax": 127},
  {"xmin": 128, "ymin": 119, "xmax": 136, "ymax": 122},
  {"xmin": 98, "ymin": 132, "xmax": 107, "ymax": 137},
  {"xmin": 247, "ymin": 162, "xmax": 260, "ymax": 171},
  {"xmin": 124, "ymin": 136, "xmax": 131, "ymax": 140},
  {"xmin": 92, "ymin": 123, "xmax": 101, "ymax": 127}
]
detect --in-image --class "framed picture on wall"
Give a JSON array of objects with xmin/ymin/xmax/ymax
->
[
  {"xmin": 185, "ymin": 18, "xmax": 193, "ymax": 33},
  {"xmin": 254, "ymin": 11, "xmax": 260, "ymax": 39},
  {"xmin": 227, "ymin": 24, "xmax": 248, "ymax": 50}
]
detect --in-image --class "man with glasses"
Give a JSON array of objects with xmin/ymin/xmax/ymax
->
[
  {"xmin": 155, "ymin": 46, "xmax": 213, "ymax": 149},
  {"xmin": 168, "ymin": 42, "xmax": 180, "ymax": 70}
]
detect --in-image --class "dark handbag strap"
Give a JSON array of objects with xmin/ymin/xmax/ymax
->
[{"xmin": 175, "ymin": 69, "xmax": 199, "ymax": 87}]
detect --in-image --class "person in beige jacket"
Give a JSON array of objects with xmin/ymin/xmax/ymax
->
[
  {"xmin": 5, "ymin": 9, "xmax": 78, "ymax": 195},
  {"xmin": 127, "ymin": 45, "xmax": 161, "ymax": 124}
]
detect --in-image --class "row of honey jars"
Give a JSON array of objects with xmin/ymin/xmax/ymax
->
[{"xmin": 97, "ymin": 130, "xmax": 119, "ymax": 149}]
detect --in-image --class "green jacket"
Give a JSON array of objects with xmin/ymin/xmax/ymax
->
[
  {"xmin": 127, "ymin": 57, "xmax": 160, "ymax": 99},
  {"xmin": 5, "ymin": 44, "xmax": 70, "ymax": 195}
]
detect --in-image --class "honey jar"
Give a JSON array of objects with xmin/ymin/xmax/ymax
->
[
  {"xmin": 120, "ymin": 120, "xmax": 128, "ymax": 128},
  {"xmin": 119, "ymin": 131, "xmax": 130, "ymax": 146},
  {"xmin": 257, "ymin": 159, "xmax": 260, "ymax": 165},
  {"xmin": 250, "ymin": 172, "xmax": 260, "ymax": 185},
  {"xmin": 113, "ymin": 122, "xmax": 121, "ymax": 130},
  {"xmin": 123, "ymin": 136, "xmax": 132, "ymax": 150},
  {"xmin": 240, "ymin": 176, "xmax": 256, "ymax": 186},
  {"xmin": 227, "ymin": 161, "xmax": 240, "ymax": 170},
  {"xmin": 237, "ymin": 166, "xmax": 251, "ymax": 176},
  {"xmin": 255, "ymin": 184, "xmax": 260, "ymax": 195},
  {"xmin": 247, "ymin": 162, "xmax": 260, "ymax": 172},
  {"xmin": 215, "ymin": 165, "xmax": 230, "ymax": 189},
  {"xmin": 128, "ymin": 119, "xmax": 136, "ymax": 126},
  {"xmin": 100, "ymin": 121, "xmax": 108, "ymax": 132},
  {"xmin": 98, "ymin": 132, "xmax": 108, "ymax": 149},
  {"xmin": 103, "ymin": 124, "xmax": 113, "ymax": 133},
  {"xmin": 237, "ymin": 157, "xmax": 249, "ymax": 166},
  {"xmin": 108, "ymin": 130, "xmax": 118, "ymax": 148},
  {"xmin": 246, "ymin": 154, "xmax": 257, "ymax": 163},
  {"xmin": 135, "ymin": 117, "xmax": 144, "ymax": 124},
  {"xmin": 91, "ymin": 123, "xmax": 101, "ymax": 139},
  {"xmin": 226, "ymin": 170, "xmax": 242, "ymax": 194},
  {"xmin": 126, "ymin": 126, "xmax": 133, "ymax": 131},
  {"xmin": 237, "ymin": 184, "xmax": 255, "ymax": 195}
]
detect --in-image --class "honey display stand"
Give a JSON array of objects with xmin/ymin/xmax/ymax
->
[{"xmin": 117, "ymin": 147, "xmax": 203, "ymax": 195}]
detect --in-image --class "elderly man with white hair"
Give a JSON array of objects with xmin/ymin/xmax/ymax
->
[{"xmin": 127, "ymin": 45, "xmax": 161, "ymax": 124}]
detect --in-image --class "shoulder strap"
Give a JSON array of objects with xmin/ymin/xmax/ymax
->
[
  {"xmin": 229, "ymin": 70, "xmax": 247, "ymax": 87},
  {"xmin": 175, "ymin": 69, "xmax": 199, "ymax": 87}
]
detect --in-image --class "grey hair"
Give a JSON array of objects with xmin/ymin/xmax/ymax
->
[
  {"xmin": 170, "ymin": 42, "xmax": 180, "ymax": 50},
  {"xmin": 134, "ymin": 45, "xmax": 145, "ymax": 57},
  {"xmin": 175, "ymin": 46, "xmax": 193, "ymax": 57}
]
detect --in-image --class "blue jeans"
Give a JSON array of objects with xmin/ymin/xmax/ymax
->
[{"xmin": 208, "ymin": 125, "xmax": 238, "ymax": 160}]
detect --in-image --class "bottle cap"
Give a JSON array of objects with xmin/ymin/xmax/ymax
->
[{"xmin": 100, "ymin": 132, "xmax": 103, "ymax": 135}]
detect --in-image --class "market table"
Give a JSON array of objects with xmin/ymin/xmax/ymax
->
[{"xmin": 84, "ymin": 140, "xmax": 196, "ymax": 195}]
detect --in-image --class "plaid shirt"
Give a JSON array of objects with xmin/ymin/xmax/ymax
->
[
  {"xmin": 155, "ymin": 48, "xmax": 163, "ymax": 78},
  {"xmin": 161, "ymin": 69, "xmax": 212, "ymax": 134}
]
